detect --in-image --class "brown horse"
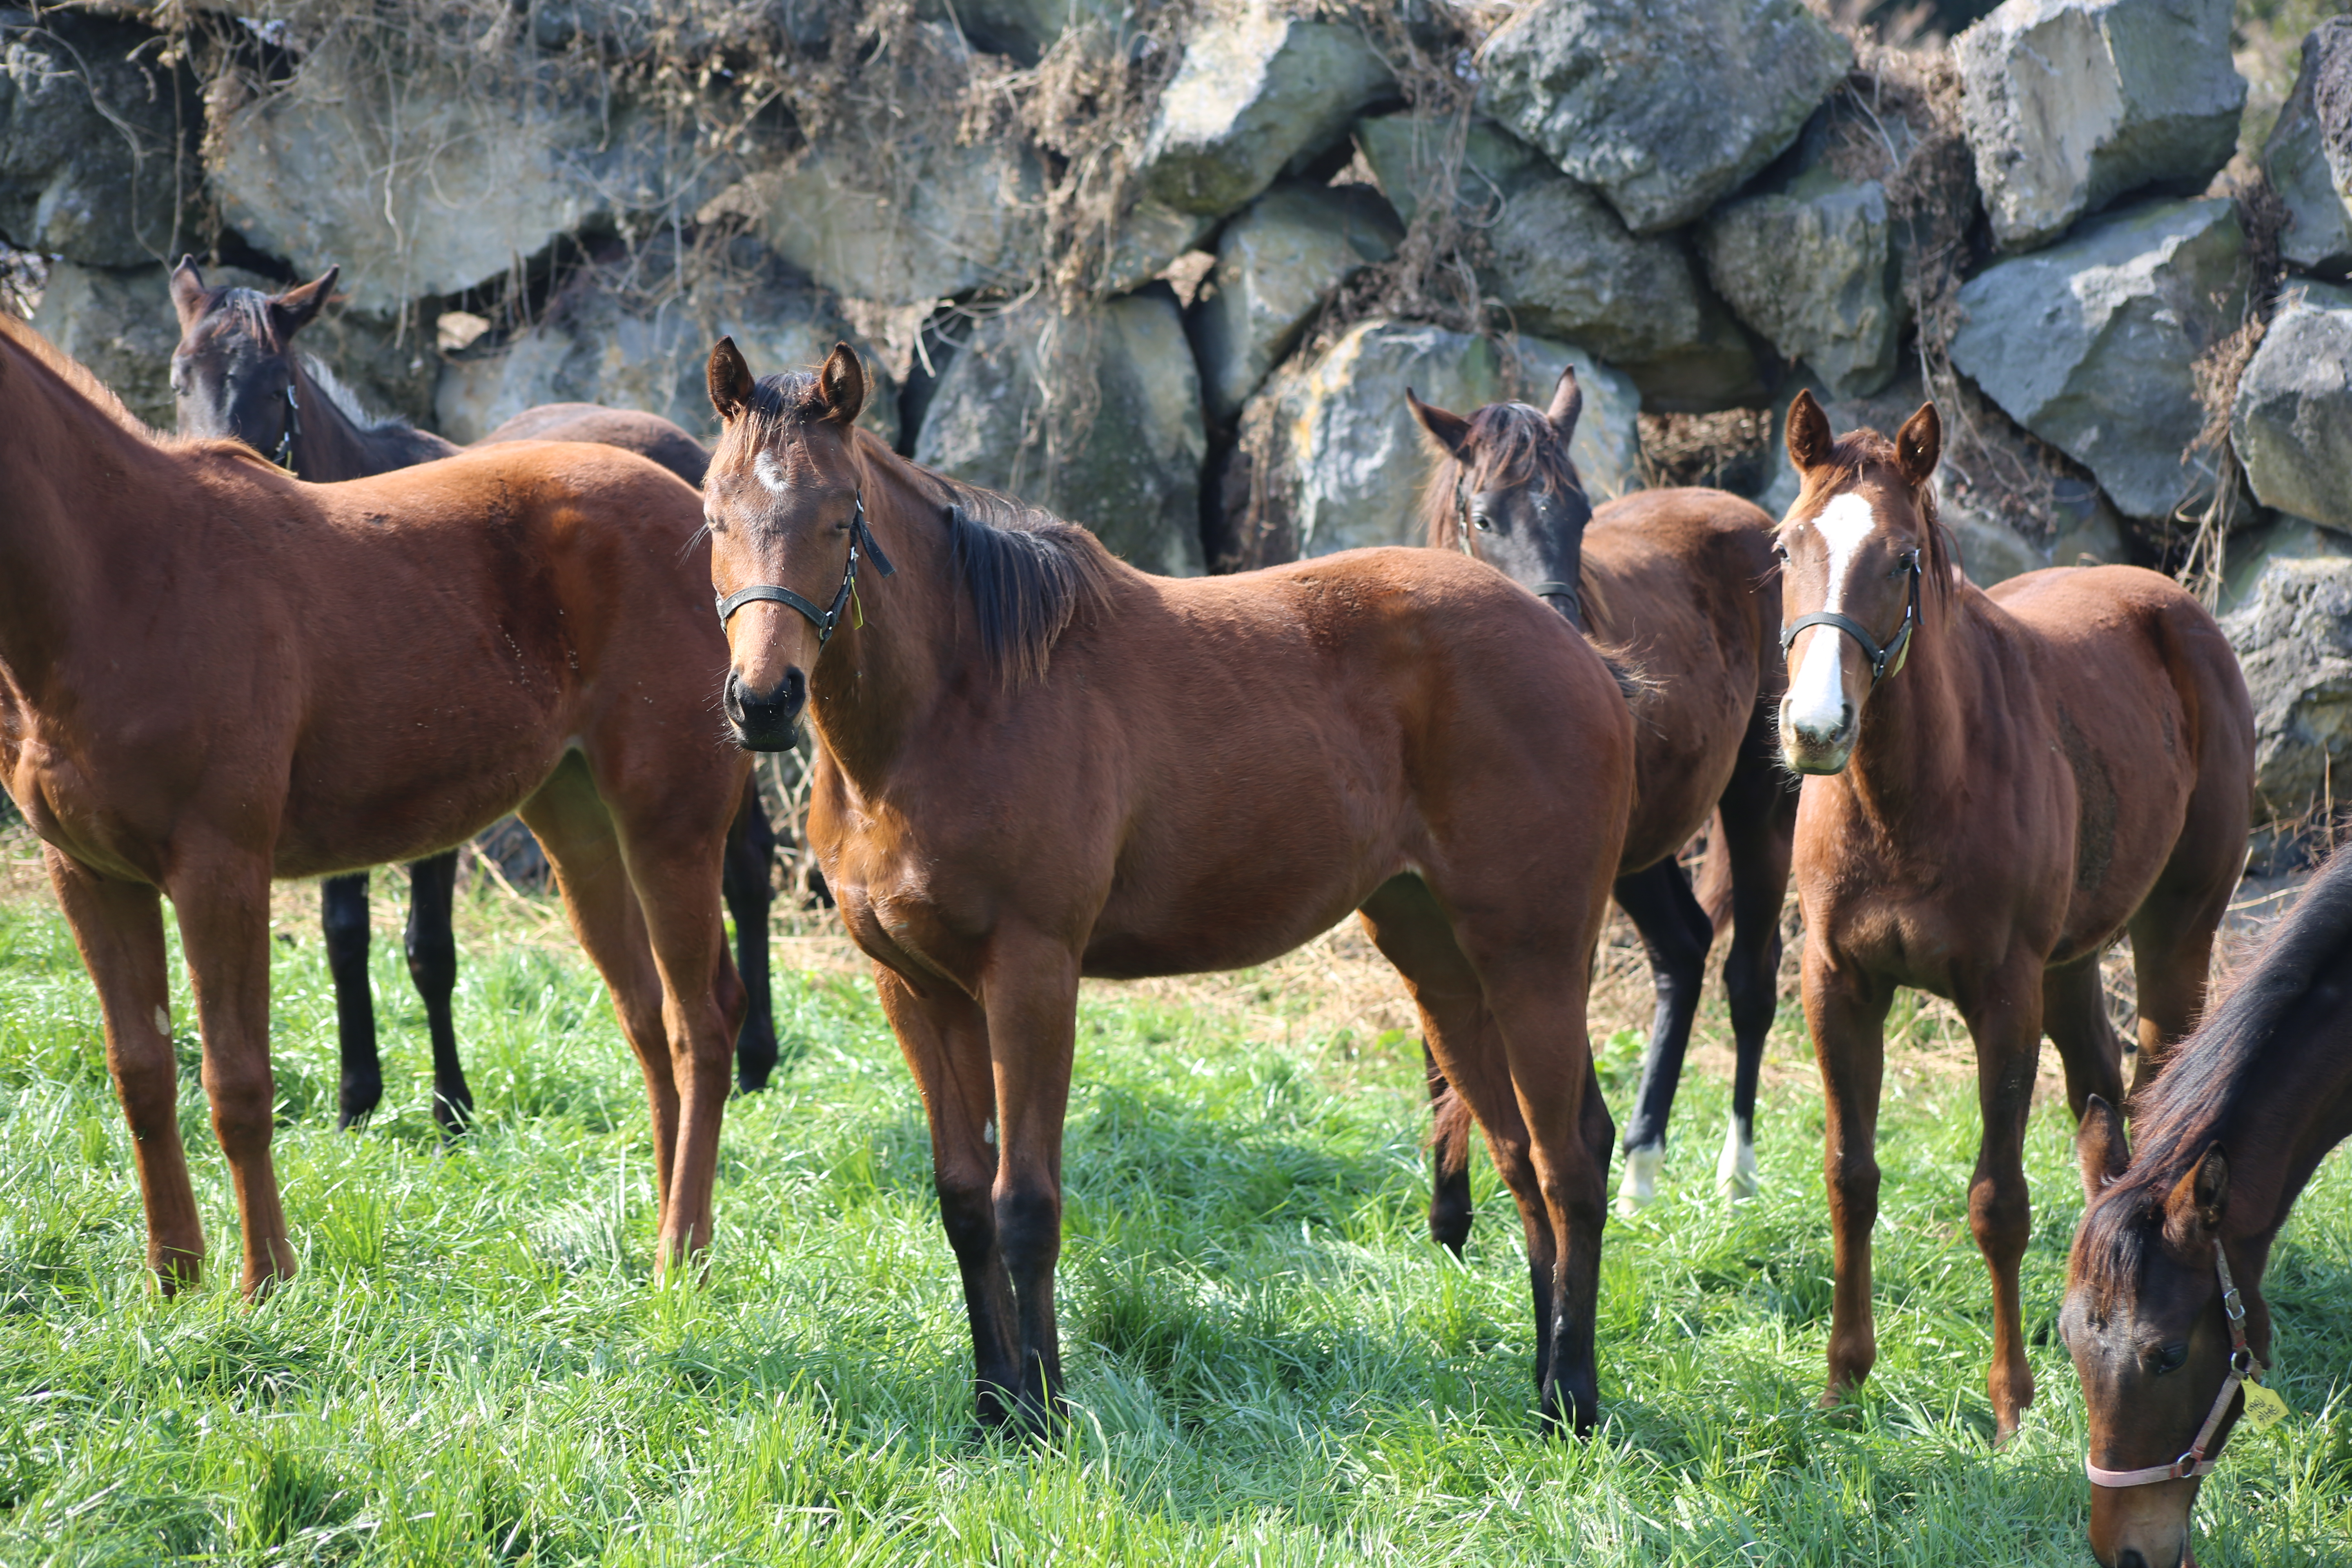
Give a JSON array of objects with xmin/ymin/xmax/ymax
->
[
  {"xmin": 2065, "ymin": 848, "xmax": 2352, "ymax": 1568},
  {"xmin": 700, "ymin": 339, "xmax": 1637, "ymax": 1434},
  {"xmin": 0, "ymin": 312, "xmax": 747, "ymax": 1294},
  {"xmin": 1410, "ymin": 370, "xmax": 1795, "ymax": 1223},
  {"xmin": 166, "ymin": 259, "xmax": 782, "ymax": 1131},
  {"xmin": 1777, "ymin": 390, "xmax": 2254, "ymax": 1442}
]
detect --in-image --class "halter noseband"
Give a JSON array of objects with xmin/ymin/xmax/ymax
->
[
  {"xmin": 1452, "ymin": 473, "xmax": 1582, "ymax": 615},
  {"xmin": 714, "ymin": 490, "xmax": 897, "ymax": 644},
  {"xmin": 1779, "ymin": 550, "xmax": 1920, "ymax": 686},
  {"xmin": 2084, "ymin": 1243, "xmax": 2269, "ymax": 1489}
]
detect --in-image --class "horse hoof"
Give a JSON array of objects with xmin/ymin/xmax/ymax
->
[
  {"xmin": 1715, "ymin": 1116, "xmax": 1758, "ymax": 1203},
  {"xmin": 1615, "ymin": 1144, "xmax": 1663, "ymax": 1216}
]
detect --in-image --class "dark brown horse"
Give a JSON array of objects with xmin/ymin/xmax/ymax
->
[
  {"xmin": 2065, "ymin": 848, "xmax": 2352, "ymax": 1568},
  {"xmin": 700, "ymin": 339, "xmax": 1637, "ymax": 1434},
  {"xmin": 1777, "ymin": 391, "xmax": 2254, "ymax": 1443},
  {"xmin": 0, "ymin": 312, "xmax": 747, "ymax": 1293},
  {"xmin": 167, "ymin": 258, "xmax": 782, "ymax": 1128},
  {"xmin": 1411, "ymin": 370, "xmax": 1795, "ymax": 1223}
]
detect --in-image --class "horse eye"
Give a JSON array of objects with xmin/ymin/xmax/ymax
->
[
  {"xmin": 1771, "ymin": 543, "xmax": 1788, "ymax": 562},
  {"xmin": 1472, "ymin": 512, "xmax": 1494, "ymax": 532},
  {"xmin": 2151, "ymin": 1341, "xmax": 2189, "ymax": 1376}
]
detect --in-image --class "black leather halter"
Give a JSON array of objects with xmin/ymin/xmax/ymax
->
[
  {"xmin": 1452, "ymin": 474, "xmax": 1582, "ymax": 615},
  {"xmin": 714, "ymin": 491, "xmax": 897, "ymax": 644},
  {"xmin": 273, "ymin": 381, "xmax": 301, "ymax": 473},
  {"xmin": 1780, "ymin": 550, "xmax": 1921, "ymax": 686}
]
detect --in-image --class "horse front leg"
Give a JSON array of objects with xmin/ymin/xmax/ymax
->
[
  {"xmin": 978, "ymin": 929, "xmax": 1081, "ymax": 1432},
  {"xmin": 47, "ymin": 847, "xmax": 204, "ymax": 1290},
  {"xmin": 319, "ymin": 872, "xmax": 381, "ymax": 1128},
  {"xmin": 171, "ymin": 848, "xmax": 298, "ymax": 1295},
  {"xmin": 403, "ymin": 851, "xmax": 470, "ymax": 1134},
  {"xmin": 1804, "ymin": 941, "xmax": 1889, "ymax": 1414},
  {"xmin": 1956, "ymin": 958, "xmax": 2047, "ymax": 1444},
  {"xmin": 1714, "ymin": 761, "xmax": 1797, "ymax": 1200},
  {"xmin": 873, "ymin": 969, "xmax": 1022, "ymax": 1430},
  {"xmin": 1610, "ymin": 859, "xmax": 1713, "ymax": 1214}
]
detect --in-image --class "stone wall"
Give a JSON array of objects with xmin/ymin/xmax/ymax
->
[{"xmin": 3, "ymin": 0, "xmax": 2343, "ymax": 834}]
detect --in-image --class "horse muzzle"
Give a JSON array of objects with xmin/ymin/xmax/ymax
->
[
  {"xmin": 1777, "ymin": 697, "xmax": 1855, "ymax": 776},
  {"xmin": 725, "ymin": 667, "xmax": 806, "ymax": 753},
  {"xmin": 2091, "ymin": 1478, "xmax": 2199, "ymax": 1568}
]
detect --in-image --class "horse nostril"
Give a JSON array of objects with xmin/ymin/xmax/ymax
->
[
  {"xmin": 725, "ymin": 668, "xmax": 808, "ymax": 749},
  {"xmin": 2116, "ymin": 1552, "xmax": 2148, "ymax": 1568}
]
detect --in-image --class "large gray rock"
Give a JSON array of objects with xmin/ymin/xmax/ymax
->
[
  {"xmin": 2222, "ymin": 557, "xmax": 2352, "ymax": 819},
  {"xmin": 1949, "ymin": 196, "xmax": 2245, "ymax": 521},
  {"xmin": 2217, "ymin": 514, "xmax": 2352, "ymax": 615},
  {"xmin": 1955, "ymin": 0, "xmax": 2244, "ymax": 253},
  {"xmin": 1702, "ymin": 166, "xmax": 1902, "ymax": 400},
  {"xmin": 914, "ymin": 0, "xmax": 1120, "ymax": 64},
  {"xmin": 1189, "ymin": 181, "xmax": 1400, "ymax": 426},
  {"xmin": 914, "ymin": 292, "xmax": 1206, "ymax": 576},
  {"xmin": 748, "ymin": 131, "xmax": 1046, "ymax": 308},
  {"xmin": 2232, "ymin": 283, "xmax": 2352, "ymax": 533},
  {"xmin": 1218, "ymin": 319, "xmax": 1641, "ymax": 568},
  {"xmin": 1755, "ymin": 368, "xmax": 2127, "ymax": 584},
  {"xmin": 0, "ymin": 12, "xmax": 199, "ymax": 268},
  {"xmin": 436, "ymin": 240, "xmax": 895, "ymax": 449},
  {"xmin": 1355, "ymin": 111, "xmax": 1767, "ymax": 411},
  {"xmin": 208, "ymin": 42, "xmax": 660, "ymax": 316},
  {"xmin": 1138, "ymin": 11, "xmax": 1395, "ymax": 219},
  {"xmin": 1475, "ymin": 0, "xmax": 1850, "ymax": 234},
  {"xmin": 2264, "ymin": 20, "xmax": 2352, "ymax": 280}
]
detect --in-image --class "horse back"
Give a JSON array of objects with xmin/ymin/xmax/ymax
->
[{"xmin": 479, "ymin": 403, "xmax": 711, "ymax": 488}]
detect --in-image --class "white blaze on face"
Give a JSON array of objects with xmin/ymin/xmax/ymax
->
[
  {"xmin": 1784, "ymin": 491, "xmax": 1881, "ymax": 739},
  {"xmin": 754, "ymin": 450, "xmax": 789, "ymax": 496}
]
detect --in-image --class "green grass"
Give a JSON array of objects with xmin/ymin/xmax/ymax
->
[{"xmin": 0, "ymin": 872, "xmax": 2345, "ymax": 1566}]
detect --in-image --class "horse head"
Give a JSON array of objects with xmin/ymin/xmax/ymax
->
[
  {"xmin": 2063, "ymin": 1099, "xmax": 2251, "ymax": 1568},
  {"xmin": 704, "ymin": 337, "xmax": 875, "ymax": 752},
  {"xmin": 1773, "ymin": 390, "xmax": 1947, "ymax": 775},
  {"xmin": 1409, "ymin": 367, "xmax": 1594, "ymax": 630},
  {"xmin": 167, "ymin": 256, "xmax": 337, "ymax": 466}
]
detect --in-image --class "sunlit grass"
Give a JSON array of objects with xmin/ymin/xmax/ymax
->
[{"xmin": 0, "ymin": 862, "xmax": 2343, "ymax": 1565}]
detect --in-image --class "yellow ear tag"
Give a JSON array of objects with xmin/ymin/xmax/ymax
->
[{"xmin": 2241, "ymin": 1378, "xmax": 2290, "ymax": 1431}]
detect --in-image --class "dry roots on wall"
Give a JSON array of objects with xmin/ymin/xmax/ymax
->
[{"xmin": 2176, "ymin": 169, "xmax": 2292, "ymax": 604}]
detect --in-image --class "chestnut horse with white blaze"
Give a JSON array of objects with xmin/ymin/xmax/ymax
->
[
  {"xmin": 1777, "ymin": 390, "xmax": 2252, "ymax": 1443},
  {"xmin": 2064, "ymin": 846, "xmax": 2352, "ymax": 1568},
  {"xmin": 1410, "ymin": 369, "xmax": 1795, "ymax": 1221},
  {"xmin": 0, "ymin": 312, "xmax": 747, "ymax": 1294},
  {"xmin": 700, "ymin": 339, "xmax": 1636, "ymax": 1434}
]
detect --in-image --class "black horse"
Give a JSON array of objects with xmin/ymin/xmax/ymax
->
[
  {"xmin": 1412, "ymin": 371, "xmax": 1799, "ymax": 1219},
  {"xmin": 167, "ymin": 258, "xmax": 781, "ymax": 1129}
]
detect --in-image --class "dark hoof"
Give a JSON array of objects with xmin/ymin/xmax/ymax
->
[
  {"xmin": 432, "ymin": 1092, "xmax": 474, "ymax": 1139},
  {"xmin": 1539, "ymin": 1374, "xmax": 1599, "ymax": 1439},
  {"xmin": 1428, "ymin": 1203, "xmax": 1472, "ymax": 1259}
]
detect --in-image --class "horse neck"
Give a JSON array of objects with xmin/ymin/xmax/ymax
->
[
  {"xmin": 1826, "ymin": 581, "xmax": 1980, "ymax": 830},
  {"xmin": 2184, "ymin": 1025, "xmax": 2352, "ymax": 1261},
  {"xmin": 0, "ymin": 347, "xmax": 175, "ymax": 695},
  {"xmin": 803, "ymin": 445, "xmax": 965, "ymax": 788},
  {"xmin": 288, "ymin": 358, "xmax": 458, "ymax": 481}
]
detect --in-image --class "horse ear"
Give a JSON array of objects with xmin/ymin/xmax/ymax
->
[
  {"xmin": 1786, "ymin": 388, "xmax": 1833, "ymax": 474},
  {"xmin": 2076, "ymin": 1094, "xmax": 2130, "ymax": 1203},
  {"xmin": 169, "ymin": 256, "xmax": 210, "ymax": 330},
  {"xmin": 1896, "ymin": 401, "xmax": 1942, "ymax": 488},
  {"xmin": 1407, "ymin": 386, "xmax": 1471, "ymax": 457},
  {"xmin": 708, "ymin": 336, "xmax": 755, "ymax": 423},
  {"xmin": 268, "ymin": 266, "xmax": 338, "ymax": 341},
  {"xmin": 2163, "ymin": 1143, "xmax": 2230, "ymax": 1249},
  {"xmin": 1546, "ymin": 365, "xmax": 1584, "ymax": 440},
  {"xmin": 818, "ymin": 341, "xmax": 866, "ymax": 426}
]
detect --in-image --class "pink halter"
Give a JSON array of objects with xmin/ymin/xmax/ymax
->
[{"xmin": 2084, "ymin": 1243, "xmax": 2263, "ymax": 1488}]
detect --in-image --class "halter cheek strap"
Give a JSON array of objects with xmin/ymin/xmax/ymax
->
[
  {"xmin": 714, "ymin": 491, "xmax": 897, "ymax": 645},
  {"xmin": 1780, "ymin": 552, "xmax": 1920, "ymax": 686},
  {"xmin": 274, "ymin": 381, "xmax": 301, "ymax": 474},
  {"xmin": 2085, "ymin": 1243, "xmax": 2265, "ymax": 1488}
]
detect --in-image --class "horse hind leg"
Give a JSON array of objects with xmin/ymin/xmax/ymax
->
[
  {"xmin": 2123, "ymin": 862, "xmax": 2236, "ymax": 1102},
  {"xmin": 403, "ymin": 850, "xmax": 472, "ymax": 1134},
  {"xmin": 722, "ymin": 780, "xmax": 780, "ymax": 1094},
  {"xmin": 1610, "ymin": 859, "xmax": 1712, "ymax": 1214},
  {"xmin": 2041, "ymin": 956, "xmax": 2125, "ymax": 1123},
  {"xmin": 320, "ymin": 873, "xmax": 381, "ymax": 1129}
]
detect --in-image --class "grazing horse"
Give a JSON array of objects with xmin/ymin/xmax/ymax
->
[
  {"xmin": 0, "ymin": 312, "xmax": 747, "ymax": 1293},
  {"xmin": 1410, "ymin": 370, "xmax": 1795, "ymax": 1223},
  {"xmin": 167, "ymin": 259, "xmax": 782, "ymax": 1126},
  {"xmin": 1777, "ymin": 391, "xmax": 2253, "ymax": 1442},
  {"xmin": 700, "ymin": 340, "xmax": 1637, "ymax": 1434},
  {"xmin": 2064, "ymin": 848, "xmax": 2352, "ymax": 1568}
]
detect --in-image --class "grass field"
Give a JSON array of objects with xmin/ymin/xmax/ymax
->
[{"xmin": 0, "ymin": 839, "xmax": 2344, "ymax": 1566}]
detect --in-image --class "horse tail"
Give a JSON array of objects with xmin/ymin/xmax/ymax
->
[
  {"xmin": 1429, "ymin": 1083, "xmax": 1476, "ymax": 1178},
  {"xmin": 1691, "ymin": 808, "xmax": 1736, "ymax": 940}
]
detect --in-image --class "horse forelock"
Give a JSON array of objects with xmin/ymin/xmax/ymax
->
[
  {"xmin": 726, "ymin": 368, "xmax": 1115, "ymax": 685},
  {"xmin": 1777, "ymin": 430, "xmax": 1955, "ymax": 603},
  {"xmin": 1418, "ymin": 401, "xmax": 1586, "ymax": 550}
]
